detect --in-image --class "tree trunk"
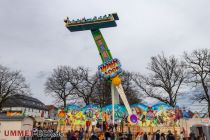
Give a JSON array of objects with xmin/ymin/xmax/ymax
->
[
  {"xmin": 0, "ymin": 100, "xmax": 5, "ymax": 111},
  {"xmin": 84, "ymin": 97, "xmax": 90, "ymax": 105},
  {"xmin": 208, "ymin": 102, "xmax": 210, "ymax": 118},
  {"xmin": 63, "ymin": 99, "xmax": 66, "ymax": 108}
]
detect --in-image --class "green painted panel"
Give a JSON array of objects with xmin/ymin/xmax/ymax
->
[{"xmin": 91, "ymin": 29, "xmax": 113, "ymax": 63}]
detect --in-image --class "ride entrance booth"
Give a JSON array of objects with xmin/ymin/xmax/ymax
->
[{"xmin": 190, "ymin": 118, "xmax": 210, "ymax": 139}]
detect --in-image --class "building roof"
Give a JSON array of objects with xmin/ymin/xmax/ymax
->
[{"xmin": 2, "ymin": 94, "xmax": 48, "ymax": 110}]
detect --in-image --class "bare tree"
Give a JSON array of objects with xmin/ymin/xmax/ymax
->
[
  {"xmin": 45, "ymin": 66, "xmax": 80, "ymax": 107},
  {"xmin": 73, "ymin": 67, "xmax": 98, "ymax": 105},
  {"xmin": 133, "ymin": 54, "xmax": 186, "ymax": 107},
  {"xmin": 91, "ymin": 71, "xmax": 141, "ymax": 107},
  {"xmin": 120, "ymin": 71, "xmax": 142, "ymax": 105},
  {"xmin": 45, "ymin": 66, "xmax": 141, "ymax": 107},
  {"xmin": 184, "ymin": 49, "xmax": 210, "ymax": 117},
  {"xmin": 0, "ymin": 65, "xmax": 29, "ymax": 109},
  {"xmin": 91, "ymin": 77, "xmax": 112, "ymax": 107}
]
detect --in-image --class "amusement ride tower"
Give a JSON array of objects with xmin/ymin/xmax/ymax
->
[{"xmin": 64, "ymin": 13, "xmax": 137, "ymax": 125}]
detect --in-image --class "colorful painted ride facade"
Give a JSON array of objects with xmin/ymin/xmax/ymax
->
[{"xmin": 58, "ymin": 103, "xmax": 198, "ymax": 127}]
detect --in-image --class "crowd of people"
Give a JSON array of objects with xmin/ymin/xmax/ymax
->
[
  {"xmin": 135, "ymin": 130, "xmax": 206, "ymax": 140},
  {"xmin": 66, "ymin": 129, "xmax": 171, "ymax": 140},
  {"xmin": 65, "ymin": 129, "xmax": 207, "ymax": 140},
  {"xmin": 135, "ymin": 130, "xmax": 174, "ymax": 140},
  {"xmin": 58, "ymin": 113, "xmax": 208, "ymax": 140}
]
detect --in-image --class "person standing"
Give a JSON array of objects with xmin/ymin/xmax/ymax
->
[
  {"xmin": 79, "ymin": 128, "xmax": 84, "ymax": 140},
  {"xmin": 189, "ymin": 132, "xmax": 196, "ymax": 140},
  {"xmin": 89, "ymin": 132, "xmax": 99, "ymax": 140},
  {"xmin": 155, "ymin": 130, "xmax": 160, "ymax": 140},
  {"xmin": 114, "ymin": 122, "xmax": 118, "ymax": 132},
  {"xmin": 67, "ymin": 130, "xmax": 72, "ymax": 140},
  {"xmin": 85, "ymin": 131, "xmax": 89, "ymax": 140},
  {"xmin": 105, "ymin": 131, "xmax": 111, "ymax": 140},
  {"xmin": 201, "ymin": 133, "xmax": 207, "ymax": 140},
  {"xmin": 179, "ymin": 131, "xmax": 184, "ymax": 140},
  {"xmin": 120, "ymin": 119, "xmax": 124, "ymax": 133},
  {"xmin": 71, "ymin": 130, "xmax": 79, "ymax": 140},
  {"xmin": 143, "ymin": 132, "xmax": 148, "ymax": 140},
  {"xmin": 137, "ymin": 132, "xmax": 144, "ymax": 140},
  {"xmin": 140, "ymin": 132, "xmax": 144, "ymax": 140},
  {"xmin": 166, "ymin": 130, "xmax": 175, "ymax": 140},
  {"xmin": 92, "ymin": 119, "xmax": 97, "ymax": 132},
  {"xmin": 103, "ymin": 121, "xmax": 106, "ymax": 131},
  {"xmin": 136, "ymin": 132, "xmax": 141, "ymax": 140},
  {"xmin": 147, "ymin": 132, "xmax": 152, "ymax": 140},
  {"xmin": 127, "ymin": 123, "xmax": 131, "ymax": 134},
  {"xmin": 160, "ymin": 133, "xmax": 165, "ymax": 140}
]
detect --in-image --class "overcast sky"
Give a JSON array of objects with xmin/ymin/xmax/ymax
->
[{"xmin": 0, "ymin": 0, "xmax": 210, "ymax": 108}]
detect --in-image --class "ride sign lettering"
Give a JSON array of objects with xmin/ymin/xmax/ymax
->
[{"xmin": 98, "ymin": 58, "xmax": 122, "ymax": 79}]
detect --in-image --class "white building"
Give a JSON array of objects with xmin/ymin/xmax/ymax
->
[
  {"xmin": 0, "ymin": 115, "xmax": 34, "ymax": 140},
  {"xmin": 1, "ymin": 94, "xmax": 48, "ymax": 118}
]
